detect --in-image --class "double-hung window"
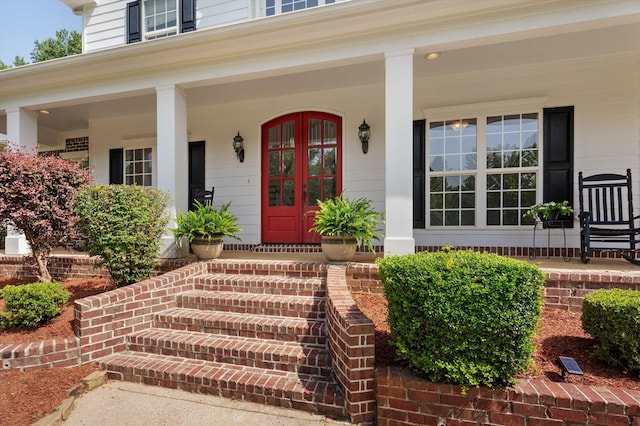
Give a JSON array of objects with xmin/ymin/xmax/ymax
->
[
  {"xmin": 264, "ymin": 0, "xmax": 339, "ymax": 16},
  {"xmin": 425, "ymin": 99, "xmax": 543, "ymax": 228},
  {"xmin": 143, "ymin": 0, "xmax": 178, "ymax": 40},
  {"xmin": 125, "ymin": 147, "xmax": 153, "ymax": 186},
  {"xmin": 126, "ymin": 0, "xmax": 196, "ymax": 44}
]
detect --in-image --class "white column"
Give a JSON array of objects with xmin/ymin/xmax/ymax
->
[
  {"xmin": 384, "ymin": 49, "xmax": 415, "ymax": 256},
  {"xmin": 4, "ymin": 108, "xmax": 38, "ymax": 255},
  {"xmin": 156, "ymin": 85, "xmax": 189, "ymax": 258}
]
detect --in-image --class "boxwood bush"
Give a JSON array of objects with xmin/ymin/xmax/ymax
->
[
  {"xmin": 582, "ymin": 289, "xmax": 640, "ymax": 373},
  {"xmin": 0, "ymin": 282, "xmax": 71, "ymax": 328},
  {"xmin": 379, "ymin": 250, "xmax": 545, "ymax": 389}
]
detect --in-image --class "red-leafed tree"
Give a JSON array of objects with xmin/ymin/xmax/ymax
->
[{"xmin": 0, "ymin": 146, "xmax": 91, "ymax": 281}]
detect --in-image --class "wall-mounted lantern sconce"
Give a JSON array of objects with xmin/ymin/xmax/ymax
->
[
  {"xmin": 358, "ymin": 119, "xmax": 370, "ymax": 154},
  {"xmin": 232, "ymin": 132, "xmax": 245, "ymax": 163}
]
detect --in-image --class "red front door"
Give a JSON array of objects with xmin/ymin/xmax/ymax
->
[{"xmin": 261, "ymin": 112, "xmax": 342, "ymax": 243}]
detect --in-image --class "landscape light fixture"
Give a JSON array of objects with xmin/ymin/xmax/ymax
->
[
  {"xmin": 233, "ymin": 132, "xmax": 245, "ymax": 163},
  {"xmin": 558, "ymin": 356, "xmax": 583, "ymax": 381}
]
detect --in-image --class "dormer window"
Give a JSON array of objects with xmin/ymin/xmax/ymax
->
[{"xmin": 127, "ymin": 0, "xmax": 196, "ymax": 44}]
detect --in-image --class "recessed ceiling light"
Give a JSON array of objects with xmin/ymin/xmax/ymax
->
[
  {"xmin": 425, "ymin": 52, "xmax": 441, "ymax": 61},
  {"xmin": 39, "ymin": 109, "xmax": 50, "ymax": 115}
]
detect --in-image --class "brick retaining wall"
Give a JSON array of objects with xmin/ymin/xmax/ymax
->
[
  {"xmin": 326, "ymin": 264, "xmax": 376, "ymax": 424},
  {"xmin": 377, "ymin": 366, "xmax": 640, "ymax": 426},
  {"xmin": 0, "ymin": 338, "xmax": 81, "ymax": 370},
  {"xmin": 0, "ymin": 254, "xmax": 193, "ymax": 282}
]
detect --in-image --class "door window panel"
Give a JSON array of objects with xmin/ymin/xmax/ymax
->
[{"xmin": 267, "ymin": 121, "xmax": 296, "ymax": 206}]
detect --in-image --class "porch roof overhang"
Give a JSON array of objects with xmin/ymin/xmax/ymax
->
[{"xmin": 1, "ymin": 0, "xmax": 640, "ymax": 130}]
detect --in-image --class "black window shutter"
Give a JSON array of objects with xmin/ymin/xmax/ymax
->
[
  {"xmin": 413, "ymin": 119, "xmax": 426, "ymax": 228},
  {"xmin": 109, "ymin": 148, "xmax": 124, "ymax": 185},
  {"xmin": 543, "ymin": 106, "xmax": 574, "ymax": 228},
  {"xmin": 126, "ymin": 0, "xmax": 142, "ymax": 44},
  {"xmin": 180, "ymin": 0, "xmax": 197, "ymax": 33}
]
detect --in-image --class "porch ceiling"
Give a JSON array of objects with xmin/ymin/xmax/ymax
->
[{"xmin": 1, "ymin": 21, "xmax": 638, "ymax": 135}]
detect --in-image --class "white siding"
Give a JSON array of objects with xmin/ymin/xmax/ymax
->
[
  {"xmin": 83, "ymin": 0, "xmax": 254, "ymax": 53},
  {"xmin": 86, "ymin": 54, "xmax": 639, "ymax": 248},
  {"xmin": 413, "ymin": 54, "xmax": 640, "ymax": 249}
]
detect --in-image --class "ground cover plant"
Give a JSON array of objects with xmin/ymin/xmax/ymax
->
[
  {"xmin": 379, "ymin": 249, "xmax": 545, "ymax": 389},
  {"xmin": 73, "ymin": 184, "xmax": 169, "ymax": 286},
  {"xmin": 0, "ymin": 147, "xmax": 91, "ymax": 281}
]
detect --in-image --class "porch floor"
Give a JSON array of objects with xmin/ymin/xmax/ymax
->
[{"xmin": 4, "ymin": 247, "xmax": 638, "ymax": 275}]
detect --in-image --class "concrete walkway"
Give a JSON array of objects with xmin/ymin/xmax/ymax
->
[{"xmin": 64, "ymin": 380, "xmax": 350, "ymax": 426}]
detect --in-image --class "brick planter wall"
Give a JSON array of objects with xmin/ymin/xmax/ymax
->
[
  {"xmin": 544, "ymin": 269, "xmax": 640, "ymax": 312},
  {"xmin": 74, "ymin": 262, "xmax": 208, "ymax": 363},
  {"xmin": 377, "ymin": 366, "xmax": 640, "ymax": 426},
  {"xmin": 0, "ymin": 254, "xmax": 193, "ymax": 282},
  {"xmin": 345, "ymin": 263, "xmax": 640, "ymax": 312},
  {"xmin": 326, "ymin": 264, "xmax": 376, "ymax": 424},
  {"xmin": 0, "ymin": 338, "xmax": 81, "ymax": 370}
]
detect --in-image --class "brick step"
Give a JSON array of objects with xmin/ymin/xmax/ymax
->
[
  {"xmin": 99, "ymin": 351, "xmax": 346, "ymax": 419},
  {"xmin": 207, "ymin": 260, "xmax": 326, "ymax": 279},
  {"xmin": 176, "ymin": 290, "xmax": 326, "ymax": 319},
  {"xmin": 193, "ymin": 273, "xmax": 326, "ymax": 297},
  {"xmin": 127, "ymin": 328, "xmax": 332, "ymax": 377},
  {"xmin": 155, "ymin": 308, "xmax": 327, "ymax": 345}
]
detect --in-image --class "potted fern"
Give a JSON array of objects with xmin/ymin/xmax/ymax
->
[
  {"xmin": 310, "ymin": 195, "xmax": 383, "ymax": 261},
  {"xmin": 172, "ymin": 201, "xmax": 242, "ymax": 259}
]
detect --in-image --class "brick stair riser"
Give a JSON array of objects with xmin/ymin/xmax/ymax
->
[
  {"xmin": 207, "ymin": 262, "xmax": 327, "ymax": 280},
  {"xmin": 193, "ymin": 275, "xmax": 326, "ymax": 298},
  {"xmin": 154, "ymin": 312, "xmax": 327, "ymax": 346},
  {"xmin": 100, "ymin": 352, "xmax": 346, "ymax": 419},
  {"xmin": 126, "ymin": 332, "xmax": 332, "ymax": 377},
  {"xmin": 176, "ymin": 292, "xmax": 326, "ymax": 320}
]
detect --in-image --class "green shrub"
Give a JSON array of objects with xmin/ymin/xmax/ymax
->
[
  {"xmin": 0, "ymin": 282, "xmax": 71, "ymax": 328},
  {"xmin": 379, "ymin": 250, "xmax": 545, "ymax": 389},
  {"xmin": 582, "ymin": 289, "xmax": 640, "ymax": 373},
  {"xmin": 73, "ymin": 184, "xmax": 169, "ymax": 287}
]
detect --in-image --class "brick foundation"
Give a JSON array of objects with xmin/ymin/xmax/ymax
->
[{"xmin": 377, "ymin": 366, "xmax": 640, "ymax": 426}]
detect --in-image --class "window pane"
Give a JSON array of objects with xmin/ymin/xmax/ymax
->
[
  {"xmin": 461, "ymin": 175, "xmax": 475, "ymax": 191},
  {"xmin": 521, "ymin": 173, "xmax": 536, "ymax": 189},
  {"xmin": 487, "ymin": 210, "xmax": 500, "ymax": 225},
  {"xmin": 521, "ymin": 191, "xmax": 536, "ymax": 207},
  {"xmin": 462, "ymin": 154, "xmax": 476, "ymax": 170},
  {"xmin": 503, "ymin": 151, "xmax": 520, "ymax": 168},
  {"xmin": 430, "ymin": 139, "xmax": 444, "ymax": 155},
  {"xmin": 308, "ymin": 178, "xmax": 320, "ymax": 206},
  {"xmin": 324, "ymin": 177, "xmax": 336, "ymax": 201},
  {"xmin": 430, "ymin": 122, "xmax": 445, "ymax": 138},
  {"xmin": 269, "ymin": 181, "xmax": 280, "ymax": 206},
  {"xmin": 143, "ymin": 175, "xmax": 152, "ymax": 186},
  {"xmin": 487, "ymin": 174, "xmax": 501, "ymax": 190},
  {"xmin": 283, "ymin": 121, "xmax": 295, "ymax": 148},
  {"xmin": 503, "ymin": 191, "xmax": 518, "ymax": 207},
  {"xmin": 268, "ymin": 126, "xmax": 281, "ymax": 149},
  {"xmin": 430, "ymin": 194, "xmax": 443, "ymax": 209},
  {"xmin": 283, "ymin": 179, "xmax": 295, "ymax": 206},
  {"xmin": 308, "ymin": 119, "xmax": 322, "ymax": 146},
  {"xmin": 430, "ymin": 211, "xmax": 443, "ymax": 226},
  {"xmin": 445, "ymin": 211, "xmax": 459, "ymax": 226},
  {"xmin": 430, "ymin": 156, "xmax": 444, "ymax": 172},
  {"xmin": 487, "ymin": 134, "xmax": 502, "ymax": 151},
  {"xmin": 324, "ymin": 121, "xmax": 336, "ymax": 145},
  {"xmin": 503, "ymin": 173, "xmax": 518, "ymax": 189},
  {"xmin": 487, "ymin": 192, "xmax": 500, "ymax": 208},
  {"xmin": 445, "ymin": 154, "xmax": 461, "ymax": 171},
  {"xmin": 430, "ymin": 176, "xmax": 443, "ymax": 192},
  {"xmin": 461, "ymin": 193, "xmax": 474, "ymax": 208},
  {"xmin": 487, "ymin": 152, "xmax": 501, "ymax": 169},
  {"xmin": 461, "ymin": 210, "xmax": 475, "ymax": 226},
  {"xmin": 323, "ymin": 147, "xmax": 336, "ymax": 175},
  {"xmin": 445, "ymin": 193, "xmax": 459, "ymax": 209},
  {"xmin": 307, "ymin": 148, "xmax": 321, "ymax": 176},
  {"xmin": 282, "ymin": 150, "xmax": 295, "ymax": 176},
  {"xmin": 268, "ymin": 152, "xmax": 280, "ymax": 177},
  {"xmin": 503, "ymin": 209, "xmax": 519, "ymax": 225}
]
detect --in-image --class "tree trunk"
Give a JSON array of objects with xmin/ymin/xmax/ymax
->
[{"xmin": 33, "ymin": 250, "xmax": 52, "ymax": 282}]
